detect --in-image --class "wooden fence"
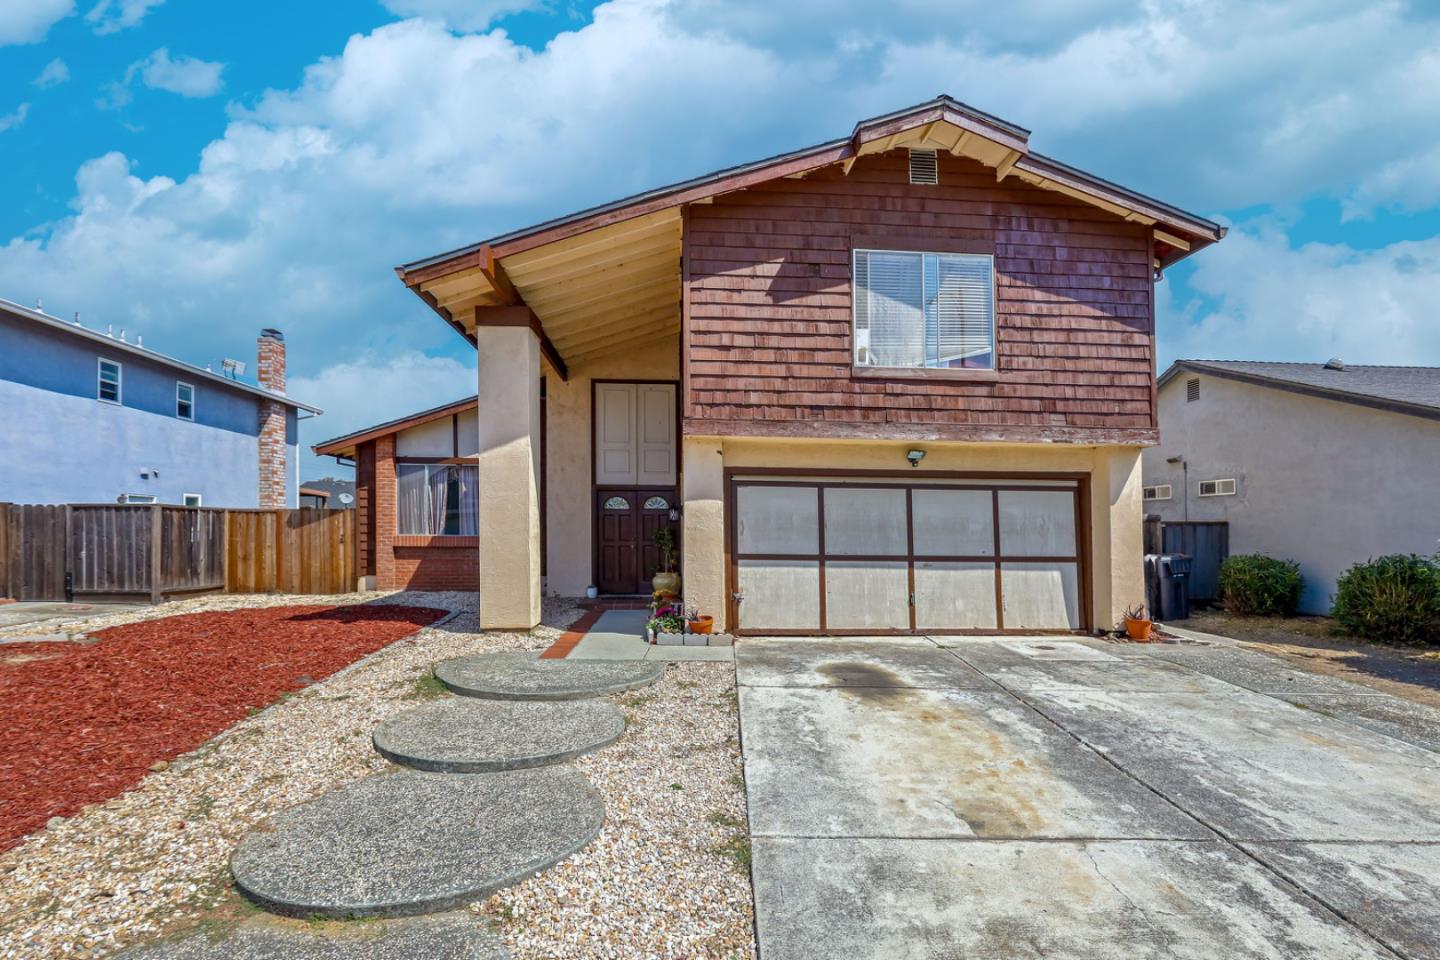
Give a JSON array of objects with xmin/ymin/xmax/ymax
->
[
  {"xmin": 0, "ymin": 503, "xmax": 355, "ymax": 602},
  {"xmin": 1143, "ymin": 517, "xmax": 1230, "ymax": 604}
]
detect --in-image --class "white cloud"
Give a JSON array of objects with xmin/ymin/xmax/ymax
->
[
  {"xmin": 0, "ymin": 103, "xmax": 32, "ymax": 133},
  {"xmin": 84, "ymin": 0, "xmax": 161, "ymax": 34},
  {"xmin": 33, "ymin": 57, "xmax": 70, "ymax": 88},
  {"xmin": 379, "ymin": 0, "xmax": 546, "ymax": 32},
  {"xmin": 1161, "ymin": 222, "xmax": 1440, "ymax": 367},
  {"xmin": 133, "ymin": 47, "xmax": 225, "ymax": 97},
  {"xmin": 0, "ymin": 0, "xmax": 73, "ymax": 45}
]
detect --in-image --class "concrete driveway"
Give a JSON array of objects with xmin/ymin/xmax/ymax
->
[{"xmin": 737, "ymin": 634, "xmax": 1440, "ymax": 960}]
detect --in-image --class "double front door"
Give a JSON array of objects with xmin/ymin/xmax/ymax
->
[{"xmin": 593, "ymin": 381, "xmax": 678, "ymax": 595}]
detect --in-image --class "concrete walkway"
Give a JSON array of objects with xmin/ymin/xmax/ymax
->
[
  {"xmin": 564, "ymin": 610, "xmax": 734, "ymax": 661},
  {"xmin": 738, "ymin": 634, "xmax": 1440, "ymax": 960},
  {"xmin": 0, "ymin": 600, "xmax": 145, "ymax": 636}
]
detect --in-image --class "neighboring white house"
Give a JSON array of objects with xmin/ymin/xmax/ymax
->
[{"xmin": 1143, "ymin": 360, "xmax": 1440, "ymax": 614}]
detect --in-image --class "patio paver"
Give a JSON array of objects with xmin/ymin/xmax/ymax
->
[{"xmin": 434, "ymin": 650, "xmax": 662, "ymax": 700}]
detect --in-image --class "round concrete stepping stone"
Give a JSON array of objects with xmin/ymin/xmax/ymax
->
[
  {"xmin": 434, "ymin": 651, "xmax": 662, "ymax": 701},
  {"xmin": 231, "ymin": 767, "xmax": 603, "ymax": 919},
  {"xmin": 116, "ymin": 914, "xmax": 507, "ymax": 959},
  {"xmin": 373, "ymin": 697, "xmax": 625, "ymax": 772}
]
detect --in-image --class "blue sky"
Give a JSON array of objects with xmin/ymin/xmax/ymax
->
[{"xmin": 3, "ymin": 0, "xmax": 1439, "ymax": 481}]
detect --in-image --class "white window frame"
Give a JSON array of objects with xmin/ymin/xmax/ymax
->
[
  {"xmin": 1143, "ymin": 484, "xmax": 1173, "ymax": 501},
  {"xmin": 182, "ymin": 493, "xmax": 203, "ymax": 507},
  {"xmin": 120, "ymin": 493, "xmax": 157, "ymax": 504},
  {"xmin": 176, "ymin": 381, "xmax": 195, "ymax": 420},
  {"xmin": 1197, "ymin": 478, "xmax": 1237, "ymax": 497},
  {"xmin": 98, "ymin": 358, "xmax": 122, "ymax": 404},
  {"xmin": 852, "ymin": 248, "xmax": 997, "ymax": 372}
]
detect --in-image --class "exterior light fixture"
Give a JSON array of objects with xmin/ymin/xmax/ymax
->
[{"xmin": 906, "ymin": 449, "xmax": 926, "ymax": 468}]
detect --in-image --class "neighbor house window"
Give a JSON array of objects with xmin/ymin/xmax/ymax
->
[
  {"xmin": 176, "ymin": 381, "xmax": 195, "ymax": 420},
  {"xmin": 396, "ymin": 463, "xmax": 478, "ymax": 535},
  {"xmin": 120, "ymin": 493, "xmax": 157, "ymax": 504},
  {"xmin": 1198, "ymin": 478, "xmax": 1237, "ymax": 497},
  {"xmin": 1143, "ymin": 484, "xmax": 1173, "ymax": 501},
  {"xmin": 98, "ymin": 359, "xmax": 122, "ymax": 403},
  {"xmin": 853, "ymin": 249, "xmax": 994, "ymax": 370},
  {"xmin": 182, "ymin": 493, "xmax": 202, "ymax": 507}
]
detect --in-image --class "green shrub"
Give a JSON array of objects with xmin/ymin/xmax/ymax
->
[
  {"xmin": 1218, "ymin": 554, "xmax": 1304, "ymax": 616},
  {"xmin": 1331, "ymin": 554, "xmax": 1440, "ymax": 646}
]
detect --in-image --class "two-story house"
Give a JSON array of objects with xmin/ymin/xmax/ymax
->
[
  {"xmin": 0, "ymin": 298, "xmax": 321, "ymax": 508},
  {"xmin": 383, "ymin": 96, "xmax": 1224, "ymax": 634}
]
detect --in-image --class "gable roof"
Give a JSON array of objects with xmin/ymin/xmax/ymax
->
[
  {"xmin": 396, "ymin": 96, "xmax": 1226, "ymax": 371},
  {"xmin": 312, "ymin": 395, "xmax": 477, "ymax": 458},
  {"xmin": 1160, "ymin": 360, "xmax": 1440, "ymax": 422},
  {"xmin": 0, "ymin": 297, "xmax": 323, "ymax": 415}
]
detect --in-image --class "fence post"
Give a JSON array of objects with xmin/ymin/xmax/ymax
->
[
  {"xmin": 0, "ymin": 503, "xmax": 10, "ymax": 599},
  {"xmin": 149, "ymin": 505, "xmax": 163, "ymax": 604}
]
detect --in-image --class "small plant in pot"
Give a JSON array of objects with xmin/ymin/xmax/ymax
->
[
  {"xmin": 1122, "ymin": 603, "xmax": 1154, "ymax": 642},
  {"xmin": 652, "ymin": 527, "xmax": 681, "ymax": 596},
  {"xmin": 646, "ymin": 599, "xmax": 685, "ymax": 643}
]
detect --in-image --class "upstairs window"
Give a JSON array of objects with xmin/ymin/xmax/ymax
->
[
  {"xmin": 853, "ymin": 249, "xmax": 994, "ymax": 371},
  {"xmin": 1143, "ymin": 484, "xmax": 1173, "ymax": 501},
  {"xmin": 397, "ymin": 463, "xmax": 478, "ymax": 535},
  {"xmin": 1198, "ymin": 478, "xmax": 1237, "ymax": 497},
  {"xmin": 176, "ymin": 381, "xmax": 195, "ymax": 420},
  {"xmin": 98, "ymin": 359, "xmax": 122, "ymax": 403},
  {"xmin": 182, "ymin": 493, "xmax": 203, "ymax": 507}
]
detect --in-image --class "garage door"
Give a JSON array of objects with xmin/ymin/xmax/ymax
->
[{"xmin": 731, "ymin": 477, "xmax": 1083, "ymax": 634}]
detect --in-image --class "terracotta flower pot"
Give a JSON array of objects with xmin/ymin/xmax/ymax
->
[
  {"xmin": 1125, "ymin": 617, "xmax": 1154, "ymax": 642},
  {"xmin": 688, "ymin": 616, "xmax": 714, "ymax": 635}
]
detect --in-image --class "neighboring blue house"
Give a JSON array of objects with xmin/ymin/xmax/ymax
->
[{"xmin": 0, "ymin": 298, "xmax": 322, "ymax": 508}]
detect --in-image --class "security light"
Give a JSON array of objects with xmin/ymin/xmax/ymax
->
[{"xmin": 906, "ymin": 449, "xmax": 926, "ymax": 468}]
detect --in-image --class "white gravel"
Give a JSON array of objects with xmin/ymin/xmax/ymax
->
[{"xmin": 0, "ymin": 592, "xmax": 755, "ymax": 960}]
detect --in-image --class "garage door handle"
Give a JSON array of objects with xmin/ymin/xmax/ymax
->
[{"xmin": 732, "ymin": 592, "xmax": 744, "ymax": 603}]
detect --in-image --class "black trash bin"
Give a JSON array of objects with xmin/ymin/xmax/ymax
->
[{"xmin": 1156, "ymin": 553, "xmax": 1191, "ymax": 621}]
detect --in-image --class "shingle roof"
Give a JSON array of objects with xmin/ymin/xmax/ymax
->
[{"xmin": 1159, "ymin": 360, "xmax": 1440, "ymax": 420}]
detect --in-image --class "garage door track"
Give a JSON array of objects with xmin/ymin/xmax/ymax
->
[{"xmin": 737, "ymin": 635, "xmax": 1440, "ymax": 960}]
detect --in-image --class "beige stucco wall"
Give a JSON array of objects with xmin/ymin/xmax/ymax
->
[
  {"xmin": 678, "ymin": 435, "xmax": 1145, "ymax": 632},
  {"xmin": 542, "ymin": 335, "xmax": 680, "ymax": 597},
  {"xmin": 1144, "ymin": 373, "xmax": 1440, "ymax": 613}
]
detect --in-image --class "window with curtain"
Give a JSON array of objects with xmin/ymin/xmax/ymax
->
[
  {"xmin": 852, "ymin": 249, "xmax": 995, "ymax": 370},
  {"xmin": 396, "ymin": 464, "xmax": 479, "ymax": 535}
]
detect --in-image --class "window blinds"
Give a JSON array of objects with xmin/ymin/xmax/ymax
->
[{"xmin": 853, "ymin": 249, "xmax": 994, "ymax": 369}]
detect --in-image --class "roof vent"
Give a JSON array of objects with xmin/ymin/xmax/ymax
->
[
  {"xmin": 908, "ymin": 148, "xmax": 938, "ymax": 185},
  {"xmin": 1324, "ymin": 357, "xmax": 1345, "ymax": 371}
]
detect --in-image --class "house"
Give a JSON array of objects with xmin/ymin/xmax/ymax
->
[
  {"xmin": 299, "ymin": 477, "xmax": 356, "ymax": 508},
  {"xmin": 313, "ymin": 397, "xmax": 481, "ymax": 591},
  {"xmin": 0, "ymin": 298, "xmax": 321, "ymax": 508},
  {"xmin": 1144, "ymin": 360, "xmax": 1440, "ymax": 613},
  {"xmin": 387, "ymin": 96, "xmax": 1224, "ymax": 634}
]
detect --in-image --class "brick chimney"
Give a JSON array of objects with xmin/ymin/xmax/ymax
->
[{"xmin": 256, "ymin": 328, "xmax": 288, "ymax": 508}]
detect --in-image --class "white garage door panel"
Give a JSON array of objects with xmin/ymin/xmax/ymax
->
[
  {"xmin": 825, "ymin": 561, "xmax": 910, "ymax": 630},
  {"xmin": 912, "ymin": 489, "xmax": 994, "ymax": 556},
  {"xmin": 998, "ymin": 490, "xmax": 1076, "ymax": 557},
  {"xmin": 737, "ymin": 486, "xmax": 819, "ymax": 555},
  {"xmin": 914, "ymin": 561, "xmax": 998, "ymax": 629},
  {"xmin": 739, "ymin": 560, "xmax": 821, "ymax": 631},
  {"xmin": 824, "ymin": 488, "xmax": 908, "ymax": 555},
  {"xmin": 1001, "ymin": 562, "xmax": 1080, "ymax": 629}
]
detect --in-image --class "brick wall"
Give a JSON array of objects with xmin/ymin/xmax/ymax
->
[
  {"xmin": 362, "ymin": 433, "xmax": 479, "ymax": 591},
  {"xmin": 373, "ymin": 434, "xmax": 396, "ymax": 588},
  {"xmin": 256, "ymin": 329, "xmax": 288, "ymax": 507}
]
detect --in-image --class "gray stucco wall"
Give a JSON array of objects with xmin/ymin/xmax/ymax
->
[
  {"xmin": 0, "ymin": 312, "xmax": 298, "ymax": 507},
  {"xmin": 1142, "ymin": 372, "xmax": 1440, "ymax": 614}
]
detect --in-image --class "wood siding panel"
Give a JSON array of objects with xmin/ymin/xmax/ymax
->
[{"xmin": 683, "ymin": 152, "xmax": 1157, "ymax": 441}]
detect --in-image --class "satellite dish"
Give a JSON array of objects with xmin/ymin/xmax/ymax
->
[
  {"xmin": 221, "ymin": 358, "xmax": 247, "ymax": 379},
  {"xmin": 339, "ymin": 493, "xmax": 354, "ymax": 505}
]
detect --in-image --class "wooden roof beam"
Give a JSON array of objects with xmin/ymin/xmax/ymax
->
[
  {"xmin": 1154, "ymin": 229, "xmax": 1192, "ymax": 252},
  {"xmin": 478, "ymin": 246, "xmax": 520, "ymax": 305},
  {"xmin": 474, "ymin": 305, "xmax": 569, "ymax": 382},
  {"xmin": 995, "ymin": 149, "xmax": 1021, "ymax": 181}
]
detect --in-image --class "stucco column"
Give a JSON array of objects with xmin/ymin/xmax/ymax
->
[
  {"xmin": 476, "ymin": 325, "xmax": 542, "ymax": 630},
  {"xmin": 1091, "ymin": 446, "xmax": 1144, "ymax": 628},
  {"xmin": 681, "ymin": 437, "xmax": 726, "ymax": 631}
]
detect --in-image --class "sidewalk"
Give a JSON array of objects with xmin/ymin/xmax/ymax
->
[{"xmin": 542, "ymin": 610, "xmax": 733, "ymax": 662}]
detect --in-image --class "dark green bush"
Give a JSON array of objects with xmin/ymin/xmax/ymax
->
[
  {"xmin": 1218, "ymin": 554, "xmax": 1304, "ymax": 616},
  {"xmin": 1331, "ymin": 554, "xmax": 1440, "ymax": 646}
]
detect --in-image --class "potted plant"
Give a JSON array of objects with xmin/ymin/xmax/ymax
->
[
  {"xmin": 1122, "ymin": 603, "xmax": 1154, "ymax": 642},
  {"xmin": 646, "ymin": 598, "xmax": 685, "ymax": 644},
  {"xmin": 652, "ymin": 527, "xmax": 681, "ymax": 596},
  {"xmin": 687, "ymin": 612, "xmax": 714, "ymax": 634}
]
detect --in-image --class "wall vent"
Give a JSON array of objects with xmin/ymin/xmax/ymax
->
[
  {"xmin": 908, "ymin": 149, "xmax": 938, "ymax": 185},
  {"xmin": 1198, "ymin": 478, "xmax": 1237, "ymax": 497},
  {"xmin": 1186, "ymin": 377, "xmax": 1200, "ymax": 402}
]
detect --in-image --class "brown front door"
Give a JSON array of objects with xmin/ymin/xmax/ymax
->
[{"xmin": 595, "ymin": 489, "xmax": 677, "ymax": 594}]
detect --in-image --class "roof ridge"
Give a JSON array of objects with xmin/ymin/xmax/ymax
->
[{"xmin": 1180, "ymin": 359, "xmax": 1440, "ymax": 371}]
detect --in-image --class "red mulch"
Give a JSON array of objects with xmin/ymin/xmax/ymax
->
[{"xmin": 0, "ymin": 603, "xmax": 446, "ymax": 853}]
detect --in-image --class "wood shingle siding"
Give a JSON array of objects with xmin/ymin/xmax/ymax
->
[{"xmin": 682, "ymin": 152, "xmax": 1157, "ymax": 443}]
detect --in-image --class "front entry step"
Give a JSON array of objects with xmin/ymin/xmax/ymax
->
[
  {"xmin": 434, "ymin": 650, "xmax": 662, "ymax": 701},
  {"xmin": 117, "ymin": 914, "xmax": 508, "ymax": 959},
  {"xmin": 231, "ymin": 767, "xmax": 604, "ymax": 919},
  {"xmin": 373, "ymin": 697, "xmax": 626, "ymax": 773}
]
